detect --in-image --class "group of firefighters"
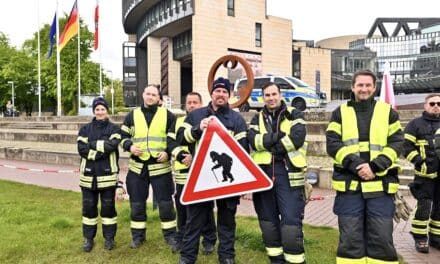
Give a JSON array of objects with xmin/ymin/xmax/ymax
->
[{"xmin": 77, "ymin": 70, "xmax": 440, "ymax": 264}]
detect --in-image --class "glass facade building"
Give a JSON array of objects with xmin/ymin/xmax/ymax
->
[{"xmin": 350, "ymin": 20, "xmax": 440, "ymax": 94}]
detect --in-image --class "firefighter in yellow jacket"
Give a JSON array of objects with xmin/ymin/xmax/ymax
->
[
  {"xmin": 121, "ymin": 85, "xmax": 181, "ymax": 251},
  {"xmin": 170, "ymin": 92, "xmax": 217, "ymax": 253},
  {"xmin": 248, "ymin": 82, "xmax": 308, "ymax": 264},
  {"xmin": 326, "ymin": 70, "xmax": 404, "ymax": 263}
]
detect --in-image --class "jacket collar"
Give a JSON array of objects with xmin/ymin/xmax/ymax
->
[
  {"xmin": 207, "ymin": 102, "xmax": 231, "ymax": 117},
  {"xmin": 348, "ymin": 93, "xmax": 376, "ymax": 112},
  {"xmin": 422, "ymin": 111, "xmax": 440, "ymax": 121},
  {"xmin": 262, "ymin": 101, "xmax": 288, "ymax": 117},
  {"xmin": 141, "ymin": 103, "xmax": 158, "ymax": 113}
]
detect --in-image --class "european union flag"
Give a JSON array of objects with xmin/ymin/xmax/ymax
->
[{"xmin": 47, "ymin": 13, "xmax": 56, "ymax": 59}]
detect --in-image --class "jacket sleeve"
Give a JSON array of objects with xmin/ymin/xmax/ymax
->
[
  {"xmin": 120, "ymin": 111, "xmax": 134, "ymax": 152},
  {"xmin": 77, "ymin": 125, "xmax": 104, "ymax": 161},
  {"xmin": 177, "ymin": 112, "xmax": 203, "ymax": 146},
  {"xmin": 248, "ymin": 113, "xmax": 285, "ymax": 152},
  {"xmin": 234, "ymin": 115, "xmax": 249, "ymax": 153},
  {"xmin": 403, "ymin": 119, "xmax": 424, "ymax": 166},
  {"xmin": 248, "ymin": 114, "xmax": 262, "ymax": 151},
  {"xmin": 166, "ymin": 111, "xmax": 186, "ymax": 159},
  {"xmin": 369, "ymin": 109, "xmax": 404, "ymax": 173},
  {"xmin": 88, "ymin": 124, "xmax": 121, "ymax": 157},
  {"xmin": 273, "ymin": 109, "xmax": 306, "ymax": 154},
  {"xmin": 326, "ymin": 107, "xmax": 365, "ymax": 175},
  {"xmin": 170, "ymin": 119, "xmax": 190, "ymax": 163}
]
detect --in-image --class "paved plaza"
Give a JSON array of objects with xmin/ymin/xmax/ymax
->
[{"xmin": 1, "ymin": 159, "xmax": 439, "ymax": 263}]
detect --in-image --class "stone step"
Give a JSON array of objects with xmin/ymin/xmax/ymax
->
[
  {"xmin": 0, "ymin": 145, "xmax": 415, "ymax": 190},
  {"xmin": 0, "ymin": 108, "xmax": 423, "ymax": 123},
  {"xmin": 0, "ymin": 119, "xmax": 411, "ymax": 137},
  {"xmin": 0, "ymin": 121, "xmax": 88, "ymax": 130},
  {"xmin": 0, "ymin": 128, "xmax": 77, "ymax": 143},
  {"xmin": 0, "ymin": 135, "xmax": 418, "ymax": 194},
  {"xmin": 0, "ymin": 129, "xmax": 415, "ymax": 157}
]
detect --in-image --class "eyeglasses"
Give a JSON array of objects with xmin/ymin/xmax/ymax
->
[{"xmin": 429, "ymin": 102, "xmax": 440, "ymax": 107}]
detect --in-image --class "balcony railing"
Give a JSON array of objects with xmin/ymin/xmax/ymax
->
[
  {"xmin": 173, "ymin": 30, "xmax": 192, "ymax": 60},
  {"xmin": 123, "ymin": 0, "xmax": 142, "ymax": 21},
  {"xmin": 137, "ymin": 0, "xmax": 193, "ymax": 45}
]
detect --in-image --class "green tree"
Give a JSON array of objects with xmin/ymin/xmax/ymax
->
[
  {"xmin": 21, "ymin": 14, "xmax": 101, "ymax": 115},
  {"xmin": 0, "ymin": 49, "xmax": 37, "ymax": 115},
  {"xmin": 0, "ymin": 32, "xmax": 19, "ymax": 112},
  {"xmin": 103, "ymin": 77, "xmax": 124, "ymax": 114}
]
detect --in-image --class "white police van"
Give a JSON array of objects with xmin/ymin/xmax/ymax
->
[{"xmin": 233, "ymin": 76, "xmax": 326, "ymax": 111}]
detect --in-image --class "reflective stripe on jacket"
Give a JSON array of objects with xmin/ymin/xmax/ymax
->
[
  {"xmin": 328, "ymin": 101, "xmax": 401, "ymax": 194},
  {"xmin": 252, "ymin": 108, "xmax": 307, "ymax": 168},
  {"xmin": 173, "ymin": 116, "xmax": 189, "ymax": 185},
  {"xmin": 132, "ymin": 107, "xmax": 167, "ymax": 160},
  {"xmin": 251, "ymin": 107, "xmax": 307, "ymax": 187}
]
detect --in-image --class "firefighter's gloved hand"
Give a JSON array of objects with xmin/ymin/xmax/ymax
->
[
  {"xmin": 270, "ymin": 132, "xmax": 285, "ymax": 143},
  {"xmin": 409, "ymin": 182, "xmax": 421, "ymax": 199},
  {"xmin": 304, "ymin": 181, "xmax": 313, "ymax": 205},
  {"xmin": 393, "ymin": 191, "xmax": 412, "ymax": 223}
]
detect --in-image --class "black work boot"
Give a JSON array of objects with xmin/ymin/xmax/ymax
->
[
  {"xmin": 83, "ymin": 238, "xmax": 94, "ymax": 252},
  {"xmin": 166, "ymin": 237, "xmax": 180, "ymax": 253},
  {"xmin": 104, "ymin": 238, "xmax": 115, "ymax": 250},
  {"xmin": 202, "ymin": 243, "xmax": 215, "ymax": 255},
  {"xmin": 130, "ymin": 238, "xmax": 144, "ymax": 249},
  {"xmin": 415, "ymin": 239, "xmax": 429, "ymax": 253},
  {"xmin": 219, "ymin": 258, "xmax": 234, "ymax": 264},
  {"xmin": 429, "ymin": 239, "xmax": 440, "ymax": 250}
]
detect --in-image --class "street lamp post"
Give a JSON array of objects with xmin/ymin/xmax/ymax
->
[
  {"xmin": 7, "ymin": 81, "xmax": 14, "ymax": 111},
  {"xmin": 108, "ymin": 70, "xmax": 114, "ymax": 115}
]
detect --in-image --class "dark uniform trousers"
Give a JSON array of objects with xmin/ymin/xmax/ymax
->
[
  {"xmin": 180, "ymin": 197, "xmax": 239, "ymax": 263},
  {"xmin": 253, "ymin": 162, "xmax": 306, "ymax": 263},
  {"xmin": 175, "ymin": 184, "xmax": 217, "ymax": 246},
  {"xmin": 411, "ymin": 176, "xmax": 440, "ymax": 244},
  {"xmin": 82, "ymin": 187, "xmax": 117, "ymax": 239},
  {"xmin": 333, "ymin": 192, "xmax": 398, "ymax": 262},
  {"xmin": 126, "ymin": 164, "xmax": 176, "ymax": 242}
]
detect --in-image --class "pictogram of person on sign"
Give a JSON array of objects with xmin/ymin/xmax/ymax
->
[{"xmin": 210, "ymin": 151, "xmax": 234, "ymax": 183}]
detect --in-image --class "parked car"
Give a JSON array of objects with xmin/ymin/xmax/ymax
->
[{"xmin": 233, "ymin": 75, "xmax": 326, "ymax": 111}]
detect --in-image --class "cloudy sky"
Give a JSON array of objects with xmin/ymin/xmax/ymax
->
[{"xmin": 0, "ymin": 0, "xmax": 438, "ymax": 80}]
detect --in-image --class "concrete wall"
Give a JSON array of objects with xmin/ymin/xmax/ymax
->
[
  {"xmin": 147, "ymin": 36, "xmax": 161, "ymax": 85},
  {"xmin": 299, "ymin": 47, "xmax": 331, "ymax": 101},
  {"xmin": 167, "ymin": 38, "xmax": 182, "ymax": 107},
  {"xmin": 316, "ymin": 35, "xmax": 366, "ymax": 50},
  {"xmin": 192, "ymin": 0, "xmax": 292, "ymax": 103}
]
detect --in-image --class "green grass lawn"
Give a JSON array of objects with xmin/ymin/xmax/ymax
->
[{"xmin": 0, "ymin": 180, "xmax": 340, "ymax": 263}]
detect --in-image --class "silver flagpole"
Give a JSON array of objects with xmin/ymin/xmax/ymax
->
[
  {"xmin": 77, "ymin": 0, "xmax": 81, "ymax": 115},
  {"xmin": 56, "ymin": 0, "xmax": 62, "ymax": 116},
  {"xmin": 37, "ymin": 0, "xmax": 42, "ymax": 117}
]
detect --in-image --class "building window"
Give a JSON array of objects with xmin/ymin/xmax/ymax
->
[
  {"xmin": 255, "ymin": 23, "xmax": 262, "ymax": 47},
  {"xmin": 228, "ymin": 0, "xmax": 234, "ymax": 16}
]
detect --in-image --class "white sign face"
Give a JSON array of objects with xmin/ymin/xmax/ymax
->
[
  {"xmin": 194, "ymin": 133, "xmax": 256, "ymax": 192},
  {"xmin": 180, "ymin": 116, "xmax": 273, "ymax": 205}
]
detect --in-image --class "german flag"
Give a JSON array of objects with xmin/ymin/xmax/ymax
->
[{"xmin": 59, "ymin": 0, "xmax": 79, "ymax": 51}]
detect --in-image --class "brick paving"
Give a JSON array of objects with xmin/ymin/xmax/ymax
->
[{"xmin": 1, "ymin": 158, "xmax": 439, "ymax": 263}]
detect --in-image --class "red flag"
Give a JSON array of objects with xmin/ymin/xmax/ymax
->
[
  {"xmin": 379, "ymin": 62, "xmax": 396, "ymax": 109},
  {"xmin": 59, "ymin": 0, "xmax": 79, "ymax": 51},
  {"xmin": 94, "ymin": 0, "xmax": 99, "ymax": 50}
]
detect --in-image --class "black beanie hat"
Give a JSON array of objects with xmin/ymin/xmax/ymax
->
[
  {"xmin": 92, "ymin": 97, "xmax": 109, "ymax": 112},
  {"xmin": 211, "ymin": 77, "xmax": 231, "ymax": 95}
]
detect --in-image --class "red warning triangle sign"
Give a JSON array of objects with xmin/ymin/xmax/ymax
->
[{"xmin": 180, "ymin": 116, "xmax": 273, "ymax": 205}]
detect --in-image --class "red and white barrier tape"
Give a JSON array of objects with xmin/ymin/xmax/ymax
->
[
  {"xmin": 0, "ymin": 163, "xmax": 79, "ymax": 173},
  {"xmin": 308, "ymin": 195, "xmax": 336, "ymax": 201},
  {"xmin": 240, "ymin": 194, "xmax": 336, "ymax": 202}
]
